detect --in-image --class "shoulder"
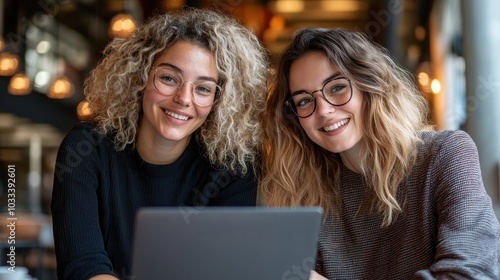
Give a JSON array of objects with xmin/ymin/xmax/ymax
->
[
  {"xmin": 58, "ymin": 122, "xmax": 115, "ymax": 157},
  {"xmin": 414, "ymin": 130, "xmax": 479, "ymax": 180},
  {"xmin": 419, "ymin": 129, "xmax": 471, "ymax": 143},
  {"xmin": 418, "ymin": 130, "xmax": 477, "ymax": 155},
  {"xmin": 415, "ymin": 130, "xmax": 481, "ymax": 190},
  {"xmin": 62, "ymin": 122, "xmax": 99, "ymax": 140}
]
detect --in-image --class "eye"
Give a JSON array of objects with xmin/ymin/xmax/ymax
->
[
  {"xmin": 194, "ymin": 82, "xmax": 217, "ymax": 96},
  {"xmin": 155, "ymin": 66, "xmax": 182, "ymax": 86},
  {"xmin": 159, "ymin": 74, "xmax": 178, "ymax": 85},
  {"xmin": 293, "ymin": 93, "xmax": 314, "ymax": 108},
  {"xmin": 324, "ymin": 81, "xmax": 348, "ymax": 96}
]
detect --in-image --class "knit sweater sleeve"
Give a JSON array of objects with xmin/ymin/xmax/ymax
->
[
  {"xmin": 415, "ymin": 130, "xmax": 500, "ymax": 279},
  {"xmin": 51, "ymin": 123, "xmax": 117, "ymax": 280}
]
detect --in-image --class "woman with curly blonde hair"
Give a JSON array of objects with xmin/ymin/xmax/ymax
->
[
  {"xmin": 261, "ymin": 28, "xmax": 499, "ymax": 279},
  {"xmin": 51, "ymin": 8, "xmax": 268, "ymax": 280}
]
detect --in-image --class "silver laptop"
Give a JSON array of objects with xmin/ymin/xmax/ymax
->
[{"xmin": 131, "ymin": 207, "xmax": 323, "ymax": 280}]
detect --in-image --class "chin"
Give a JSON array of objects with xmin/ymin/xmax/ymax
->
[
  {"xmin": 321, "ymin": 143, "xmax": 353, "ymax": 154},
  {"xmin": 158, "ymin": 129, "xmax": 187, "ymax": 142}
]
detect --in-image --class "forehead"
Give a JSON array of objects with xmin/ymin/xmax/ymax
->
[
  {"xmin": 155, "ymin": 41, "xmax": 215, "ymax": 66},
  {"xmin": 289, "ymin": 52, "xmax": 341, "ymax": 90},
  {"xmin": 154, "ymin": 41, "xmax": 217, "ymax": 75}
]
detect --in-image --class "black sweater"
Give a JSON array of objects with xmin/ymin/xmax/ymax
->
[{"xmin": 51, "ymin": 122, "xmax": 257, "ymax": 279}]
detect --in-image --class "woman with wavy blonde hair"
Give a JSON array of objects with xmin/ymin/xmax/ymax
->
[
  {"xmin": 52, "ymin": 8, "xmax": 268, "ymax": 280},
  {"xmin": 261, "ymin": 28, "xmax": 499, "ymax": 279}
]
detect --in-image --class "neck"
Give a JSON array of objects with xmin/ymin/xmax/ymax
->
[
  {"xmin": 339, "ymin": 143, "xmax": 362, "ymax": 173},
  {"xmin": 136, "ymin": 125, "xmax": 191, "ymax": 165}
]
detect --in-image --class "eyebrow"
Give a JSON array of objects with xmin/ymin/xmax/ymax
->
[
  {"xmin": 156, "ymin": 62, "xmax": 218, "ymax": 83},
  {"xmin": 290, "ymin": 72, "xmax": 343, "ymax": 96}
]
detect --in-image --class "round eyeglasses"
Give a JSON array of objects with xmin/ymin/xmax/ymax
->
[
  {"xmin": 284, "ymin": 77, "xmax": 353, "ymax": 118},
  {"xmin": 153, "ymin": 66, "xmax": 221, "ymax": 107}
]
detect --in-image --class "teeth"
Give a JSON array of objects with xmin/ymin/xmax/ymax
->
[
  {"xmin": 323, "ymin": 119, "xmax": 348, "ymax": 132},
  {"xmin": 165, "ymin": 110, "xmax": 189, "ymax": 121}
]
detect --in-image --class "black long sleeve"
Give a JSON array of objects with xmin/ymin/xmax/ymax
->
[{"xmin": 51, "ymin": 122, "xmax": 257, "ymax": 280}]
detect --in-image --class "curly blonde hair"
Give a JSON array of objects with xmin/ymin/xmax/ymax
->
[
  {"xmin": 261, "ymin": 28, "xmax": 430, "ymax": 226},
  {"xmin": 85, "ymin": 8, "xmax": 269, "ymax": 174}
]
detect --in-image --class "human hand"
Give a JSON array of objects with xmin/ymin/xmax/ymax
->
[
  {"xmin": 310, "ymin": 270, "xmax": 328, "ymax": 280},
  {"xmin": 89, "ymin": 274, "xmax": 119, "ymax": 280}
]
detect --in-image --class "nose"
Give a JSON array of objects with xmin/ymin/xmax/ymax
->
[
  {"xmin": 173, "ymin": 82, "xmax": 193, "ymax": 106},
  {"xmin": 315, "ymin": 94, "xmax": 335, "ymax": 117}
]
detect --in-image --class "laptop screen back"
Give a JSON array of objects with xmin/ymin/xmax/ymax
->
[{"xmin": 131, "ymin": 207, "xmax": 323, "ymax": 280}]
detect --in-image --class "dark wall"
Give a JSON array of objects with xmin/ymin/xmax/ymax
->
[{"xmin": 0, "ymin": 76, "xmax": 79, "ymax": 133}]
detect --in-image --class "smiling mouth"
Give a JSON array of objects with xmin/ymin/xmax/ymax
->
[
  {"xmin": 164, "ymin": 109, "xmax": 189, "ymax": 121},
  {"xmin": 322, "ymin": 119, "xmax": 349, "ymax": 132}
]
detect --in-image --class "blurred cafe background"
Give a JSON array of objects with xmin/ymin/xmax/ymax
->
[{"xmin": 0, "ymin": 0, "xmax": 499, "ymax": 279}]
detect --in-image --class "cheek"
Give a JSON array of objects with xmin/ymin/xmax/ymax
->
[
  {"xmin": 352, "ymin": 91, "xmax": 365, "ymax": 118},
  {"xmin": 142, "ymin": 89, "xmax": 171, "ymax": 110},
  {"xmin": 298, "ymin": 117, "xmax": 314, "ymax": 132},
  {"xmin": 142, "ymin": 89, "xmax": 157, "ymax": 105},
  {"xmin": 141, "ymin": 93, "xmax": 150, "ymax": 112},
  {"xmin": 198, "ymin": 107, "xmax": 213, "ymax": 119},
  {"xmin": 352, "ymin": 102, "xmax": 364, "ymax": 127}
]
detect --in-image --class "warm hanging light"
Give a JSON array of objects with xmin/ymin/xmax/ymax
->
[
  {"xmin": 418, "ymin": 72, "xmax": 430, "ymax": 87},
  {"xmin": 108, "ymin": 13, "xmax": 136, "ymax": 38},
  {"xmin": 274, "ymin": 0, "xmax": 305, "ymax": 13},
  {"xmin": 416, "ymin": 61, "xmax": 433, "ymax": 95},
  {"xmin": 415, "ymin": 26, "xmax": 426, "ymax": 41},
  {"xmin": 0, "ymin": 52, "xmax": 19, "ymax": 76},
  {"xmin": 270, "ymin": 16, "xmax": 285, "ymax": 31},
  {"xmin": 8, "ymin": 72, "xmax": 32, "ymax": 95},
  {"xmin": 164, "ymin": 0, "xmax": 185, "ymax": 9},
  {"xmin": 47, "ymin": 75, "xmax": 74, "ymax": 99},
  {"xmin": 322, "ymin": 0, "xmax": 366, "ymax": 12},
  {"xmin": 431, "ymin": 79, "xmax": 441, "ymax": 94},
  {"xmin": 77, "ymin": 100, "xmax": 93, "ymax": 121},
  {"xmin": 48, "ymin": 55, "xmax": 73, "ymax": 99}
]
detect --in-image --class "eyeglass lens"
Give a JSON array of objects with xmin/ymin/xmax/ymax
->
[
  {"xmin": 287, "ymin": 77, "xmax": 352, "ymax": 118},
  {"xmin": 153, "ymin": 66, "xmax": 219, "ymax": 107}
]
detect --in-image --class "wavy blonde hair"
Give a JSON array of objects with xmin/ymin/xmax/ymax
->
[
  {"xmin": 85, "ymin": 8, "xmax": 269, "ymax": 174},
  {"xmin": 260, "ymin": 28, "xmax": 430, "ymax": 226}
]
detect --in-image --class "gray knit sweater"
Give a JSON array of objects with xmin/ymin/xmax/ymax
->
[{"xmin": 317, "ymin": 130, "xmax": 500, "ymax": 279}]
